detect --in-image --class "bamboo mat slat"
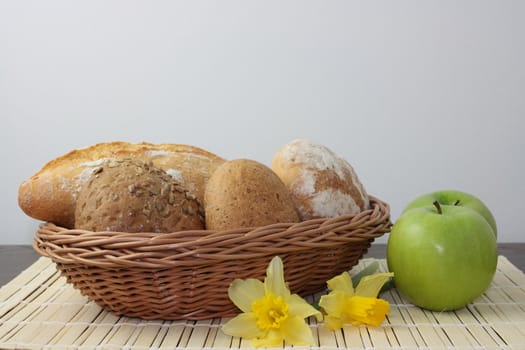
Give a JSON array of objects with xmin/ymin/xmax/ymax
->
[{"xmin": 0, "ymin": 256, "xmax": 524, "ymax": 349}]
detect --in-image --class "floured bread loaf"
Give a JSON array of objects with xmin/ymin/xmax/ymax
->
[
  {"xmin": 75, "ymin": 159, "xmax": 204, "ymax": 232},
  {"xmin": 18, "ymin": 141, "xmax": 225, "ymax": 228},
  {"xmin": 204, "ymin": 159, "xmax": 300, "ymax": 230},
  {"xmin": 272, "ymin": 139, "xmax": 369, "ymax": 221}
]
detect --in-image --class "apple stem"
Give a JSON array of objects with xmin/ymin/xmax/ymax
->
[
  {"xmin": 433, "ymin": 200, "xmax": 443, "ymax": 215},
  {"xmin": 454, "ymin": 200, "xmax": 461, "ymax": 206}
]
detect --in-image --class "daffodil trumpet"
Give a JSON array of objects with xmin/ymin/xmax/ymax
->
[
  {"xmin": 319, "ymin": 269, "xmax": 393, "ymax": 331},
  {"xmin": 221, "ymin": 256, "xmax": 321, "ymax": 348}
]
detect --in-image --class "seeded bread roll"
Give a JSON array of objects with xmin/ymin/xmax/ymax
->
[
  {"xmin": 75, "ymin": 159, "xmax": 204, "ymax": 232},
  {"xmin": 272, "ymin": 139, "xmax": 369, "ymax": 221},
  {"xmin": 204, "ymin": 159, "xmax": 300, "ymax": 230},
  {"xmin": 18, "ymin": 142, "xmax": 225, "ymax": 228}
]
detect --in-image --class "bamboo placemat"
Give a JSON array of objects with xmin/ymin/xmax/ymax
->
[{"xmin": 0, "ymin": 256, "xmax": 524, "ymax": 350}]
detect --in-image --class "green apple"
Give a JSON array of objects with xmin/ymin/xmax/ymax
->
[
  {"xmin": 387, "ymin": 201, "xmax": 497, "ymax": 311},
  {"xmin": 402, "ymin": 190, "xmax": 497, "ymax": 236}
]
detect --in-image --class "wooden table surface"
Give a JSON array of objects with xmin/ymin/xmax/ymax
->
[{"xmin": 1, "ymin": 243, "xmax": 523, "ymax": 287}]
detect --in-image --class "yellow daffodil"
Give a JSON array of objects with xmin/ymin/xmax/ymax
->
[
  {"xmin": 222, "ymin": 256, "xmax": 321, "ymax": 347},
  {"xmin": 319, "ymin": 270, "xmax": 393, "ymax": 330}
]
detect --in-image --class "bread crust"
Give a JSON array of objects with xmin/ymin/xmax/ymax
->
[
  {"xmin": 18, "ymin": 141, "xmax": 225, "ymax": 228},
  {"xmin": 204, "ymin": 159, "xmax": 300, "ymax": 230},
  {"xmin": 75, "ymin": 159, "xmax": 205, "ymax": 233},
  {"xmin": 272, "ymin": 139, "xmax": 369, "ymax": 220}
]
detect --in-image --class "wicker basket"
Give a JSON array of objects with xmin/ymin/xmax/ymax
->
[{"xmin": 33, "ymin": 196, "xmax": 391, "ymax": 320}]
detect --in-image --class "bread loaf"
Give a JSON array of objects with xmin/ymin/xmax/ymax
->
[
  {"xmin": 204, "ymin": 159, "xmax": 300, "ymax": 230},
  {"xmin": 272, "ymin": 139, "xmax": 369, "ymax": 220},
  {"xmin": 18, "ymin": 142, "xmax": 225, "ymax": 228},
  {"xmin": 75, "ymin": 159, "xmax": 205, "ymax": 232}
]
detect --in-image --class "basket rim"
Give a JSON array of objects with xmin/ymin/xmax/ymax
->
[{"xmin": 34, "ymin": 196, "xmax": 391, "ymax": 269}]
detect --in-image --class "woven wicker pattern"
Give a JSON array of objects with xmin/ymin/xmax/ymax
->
[{"xmin": 33, "ymin": 196, "xmax": 390, "ymax": 320}]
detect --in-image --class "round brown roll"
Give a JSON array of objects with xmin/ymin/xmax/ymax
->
[
  {"xmin": 204, "ymin": 159, "xmax": 300, "ymax": 230},
  {"xmin": 75, "ymin": 159, "xmax": 204, "ymax": 233}
]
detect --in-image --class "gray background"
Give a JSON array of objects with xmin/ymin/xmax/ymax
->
[{"xmin": 2, "ymin": 1, "xmax": 524, "ymax": 244}]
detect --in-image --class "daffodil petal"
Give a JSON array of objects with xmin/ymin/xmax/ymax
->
[
  {"xmin": 324, "ymin": 315, "xmax": 345, "ymax": 331},
  {"xmin": 228, "ymin": 278, "xmax": 265, "ymax": 313},
  {"xmin": 264, "ymin": 256, "xmax": 291, "ymax": 299},
  {"xmin": 281, "ymin": 316, "xmax": 316, "ymax": 346},
  {"xmin": 288, "ymin": 294, "xmax": 322, "ymax": 319},
  {"xmin": 252, "ymin": 329, "xmax": 283, "ymax": 348},
  {"xmin": 221, "ymin": 313, "xmax": 265, "ymax": 339},
  {"xmin": 326, "ymin": 271, "xmax": 354, "ymax": 296},
  {"xmin": 355, "ymin": 273, "xmax": 394, "ymax": 298},
  {"xmin": 319, "ymin": 290, "xmax": 346, "ymax": 318}
]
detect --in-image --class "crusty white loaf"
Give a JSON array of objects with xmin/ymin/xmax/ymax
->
[
  {"xmin": 272, "ymin": 139, "xmax": 369, "ymax": 221},
  {"xmin": 18, "ymin": 141, "xmax": 225, "ymax": 228}
]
